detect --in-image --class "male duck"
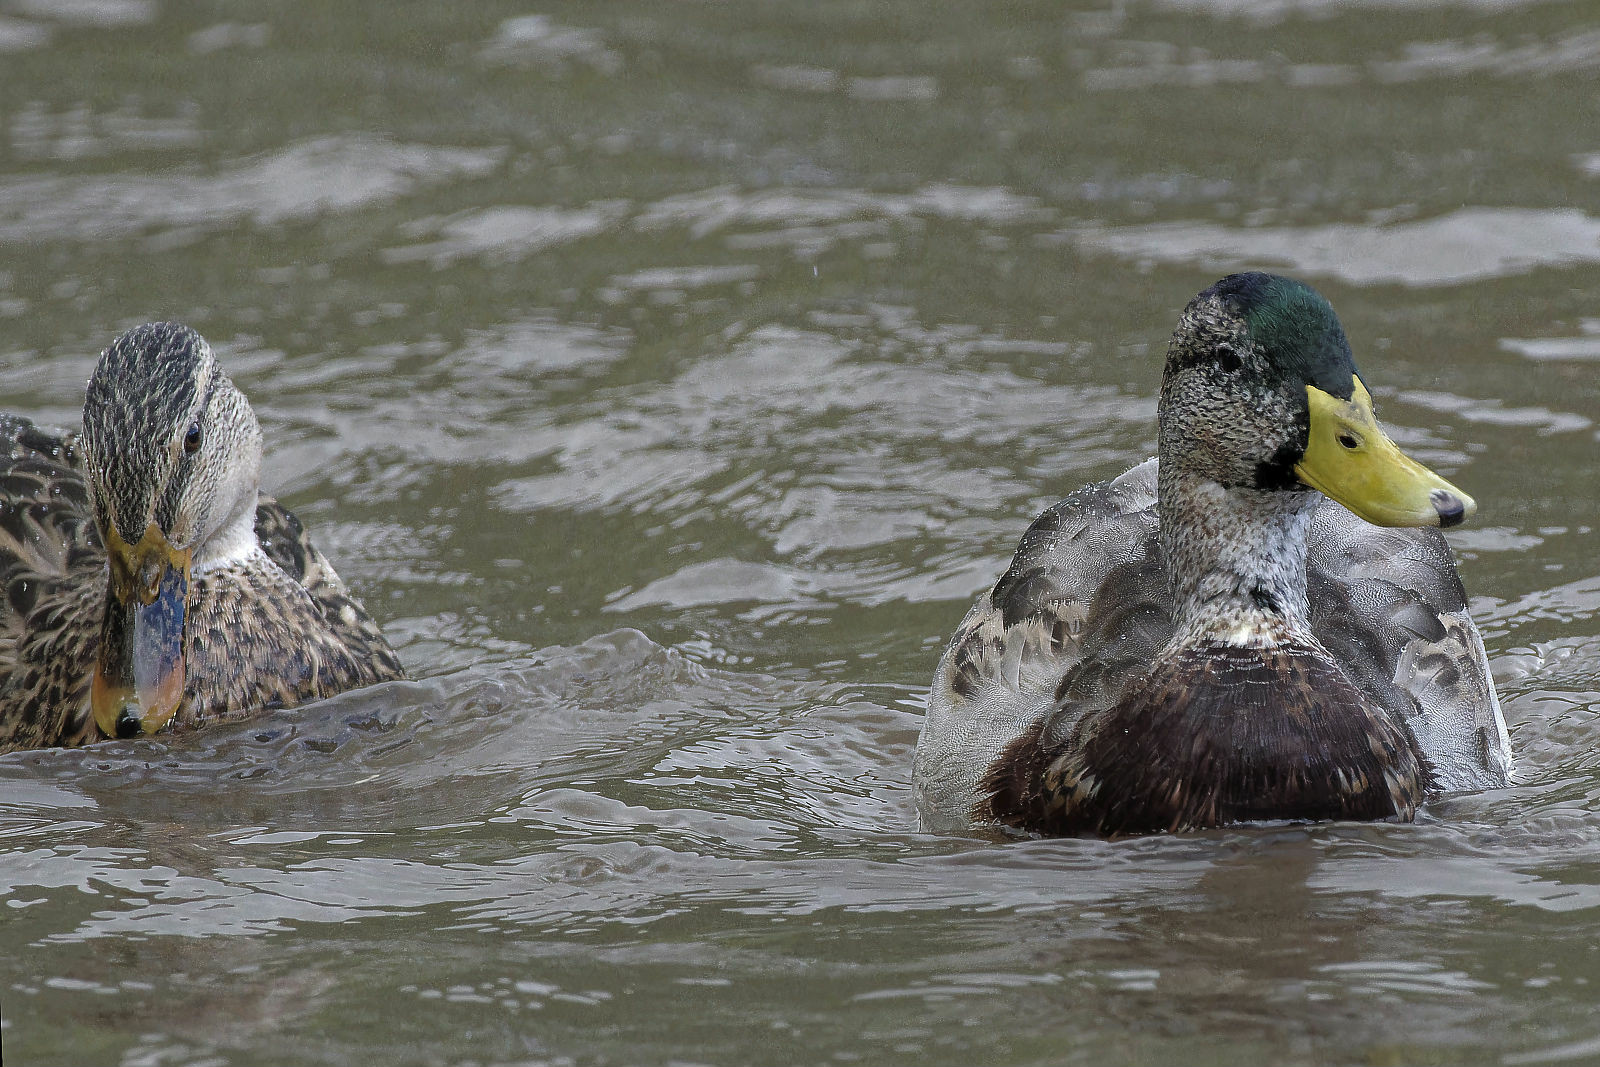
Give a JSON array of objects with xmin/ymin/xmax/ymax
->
[
  {"xmin": 0, "ymin": 322, "xmax": 405, "ymax": 752},
  {"xmin": 914, "ymin": 273, "xmax": 1512, "ymax": 837}
]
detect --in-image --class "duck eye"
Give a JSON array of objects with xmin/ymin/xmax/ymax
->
[
  {"xmin": 183, "ymin": 423, "xmax": 202, "ymax": 454},
  {"xmin": 1337, "ymin": 431, "xmax": 1360, "ymax": 450}
]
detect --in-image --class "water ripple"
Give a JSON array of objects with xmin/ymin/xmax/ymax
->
[
  {"xmin": 0, "ymin": 136, "xmax": 505, "ymax": 243},
  {"xmin": 1066, "ymin": 208, "xmax": 1600, "ymax": 287}
]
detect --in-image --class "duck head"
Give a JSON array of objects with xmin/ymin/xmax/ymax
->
[
  {"xmin": 80, "ymin": 323, "xmax": 263, "ymax": 739},
  {"xmin": 1159, "ymin": 271, "xmax": 1474, "ymax": 528}
]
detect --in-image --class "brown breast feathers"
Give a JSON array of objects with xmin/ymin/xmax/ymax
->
[{"xmin": 979, "ymin": 641, "xmax": 1429, "ymax": 837}]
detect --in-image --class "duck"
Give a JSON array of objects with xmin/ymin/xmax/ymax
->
[
  {"xmin": 0, "ymin": 322, "xmax": 405, "ymax": 753},
  {"xmin": 913, "ymin": 272, "xmax": 1512, "ymax": 838}
]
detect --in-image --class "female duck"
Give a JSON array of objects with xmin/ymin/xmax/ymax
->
[
  {"xmin": 0, "ymin": 322, "xmax": 404, "ymax": 752},
  {"xmin": 914, "ymin": 273, "xmax": 1511, "ymax": 837}
]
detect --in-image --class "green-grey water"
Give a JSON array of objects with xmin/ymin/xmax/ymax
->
[{"xmin": 2, "ymin": 2, "xmax": 1599, "ymax": 1064}]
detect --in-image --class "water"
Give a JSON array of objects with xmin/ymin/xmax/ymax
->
[{"xmin": 1, "ymin": 1, "xmax": 1598, "ymax": 1063}]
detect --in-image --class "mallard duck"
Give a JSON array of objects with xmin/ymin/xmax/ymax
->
[
  {"xmin": 913, "ymin": 273, "xmax": 1512, "ymax": 837},
  {"xmin": 0, "ymin": 322, "xmax": 405, "ymax": 752}
]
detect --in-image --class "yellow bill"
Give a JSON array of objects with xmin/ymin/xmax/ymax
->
[
  {"xmin": 92, "ymin": 521, "xmax": 192, "ymax": 738},
  {"xmin": 1294, "ymin": 379, "xmax": 1476, "ymax": 528}
]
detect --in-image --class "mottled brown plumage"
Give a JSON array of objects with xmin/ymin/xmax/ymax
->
[{"xmin": 0, "ymin": 325, "xmax": 404, "ymax": 753}]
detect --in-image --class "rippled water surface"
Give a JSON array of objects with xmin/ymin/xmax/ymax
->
[{"xmin": 2, "ymin": 2, "xmax": 1599, "ymax": 1064}]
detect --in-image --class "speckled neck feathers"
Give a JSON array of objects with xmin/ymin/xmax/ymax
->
[{"xmin": 1157, "ymin": 466, "xmax": 1318, "ymax": 648}]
